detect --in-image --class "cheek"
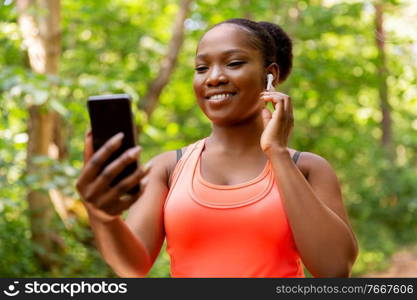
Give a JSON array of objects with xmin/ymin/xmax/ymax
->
[
  {"xmin": 252, "ymin": 72, "xmax": 266, "ymax": 91},
  {"xmin": 193, "ymin": 76, "xmax": 204, "ymax": 97},
  {"xmin": 241, "ymin": 77, "xmax": 264, "ymax": 105},
  {"xmin": 193, "ymin": 77, "xmax": 207, "ymax": 111},
  {"xmin": 237, "ymin": 68, "xmax": 265, "ymax": 93}
]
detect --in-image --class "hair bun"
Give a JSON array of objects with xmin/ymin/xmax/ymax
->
[
  {"xmin": 212, "ymin": 18, "xmax": 293, "ymax": 83},
  {"xmin": 258, "ymin": 21, "xmax": 293, "ymax": 83}
]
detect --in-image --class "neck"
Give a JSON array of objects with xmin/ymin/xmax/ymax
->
[{"xmin": 206, "ymin": 111, "xmax": 265, "ymax": 155}]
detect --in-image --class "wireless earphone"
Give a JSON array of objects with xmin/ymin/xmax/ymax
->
[{"xmin": 266, "ymin": 73, "xmax": 274, "ymax": 91}]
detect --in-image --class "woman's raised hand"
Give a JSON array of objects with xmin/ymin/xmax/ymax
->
[
  {"xmin": 259, "ymin": 88, "xmax": 294, "ymax": 155},
  {"xmin": 76, "ymin": 131, "xmax": 151, "ymax": 222}
]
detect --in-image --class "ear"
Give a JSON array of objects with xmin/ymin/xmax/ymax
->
[{"xmin": 266, "ymin": 63, "xmax": 279, "ymax": 86}]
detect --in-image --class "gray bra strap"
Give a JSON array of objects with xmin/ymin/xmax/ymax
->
[
  {"xmin": 176, "ymin": 148, "xmax": 183, "ymax": 163},
  {"xmin": 292, "ymin": 151, "xmax": 301, "ymax": 164}
]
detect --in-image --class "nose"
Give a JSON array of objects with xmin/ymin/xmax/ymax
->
[{"xmin": 205, "ymin": 66, "xmax": 228, "ymax": 87}]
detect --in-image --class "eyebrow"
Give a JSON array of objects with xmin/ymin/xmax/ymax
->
[{"xmin": 196, "ymin": 48, "xmax": 249, "ymax": 60}]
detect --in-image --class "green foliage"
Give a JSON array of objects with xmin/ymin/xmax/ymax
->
[
  {"xmin": 0, "ymin": 195, "xmax": 114, "ymax": 277},
  {"xmin": 1, "ymin": 0, "xmax": 416, "ymax": 277}
]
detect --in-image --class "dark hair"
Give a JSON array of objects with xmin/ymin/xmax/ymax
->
[{"xmin": 213, "ymin": 18, "xmax": 293, "ymax": 83}]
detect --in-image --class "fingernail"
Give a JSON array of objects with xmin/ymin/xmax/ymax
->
[
  {"xmin": 143, "ymin": 161, "xmax": 152, "ymax": 172},
  {"xmin": 111, "ymin": 132, "xmax": 124, "ymax": 144},
  {"xmin": 129, "ymin": 146, "xmax": 141, "ymax": 159},
  {"xmin": 114, "ymin": 132, "xmax": 124, "ymax": 139}
]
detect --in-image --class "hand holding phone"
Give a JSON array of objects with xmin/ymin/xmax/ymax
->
[
  {"xmin": 87, "ymin": 94, "xmax": 140, "ymax": 194},
  {"xmin": 76, "ymin": 94, "xmax": 150, "ymax": 219}
]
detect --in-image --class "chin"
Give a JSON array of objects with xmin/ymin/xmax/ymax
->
[
  {"xmin": 207, "ymin": 116, "xmax": 232, "ymax": 126},
  {"xmin": 203, "ymin": 113, "xmax": 233, "ymax": 126},
  {"xmin": 208, "ymin": 115, "xmax": 254, "ymax": 127},
  {"xmin": 200, "ymin": 104, "xmax": 261, "ymax": 126}
]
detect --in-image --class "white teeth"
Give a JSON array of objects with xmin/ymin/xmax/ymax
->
[{"xmin": 208, "ymin": 93, "xmax": 233, "ymax": 101}]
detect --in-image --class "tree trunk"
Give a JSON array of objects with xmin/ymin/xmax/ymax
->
[
  {"xmin": 17, "ymin": 0, "xmax": 63, "ymax": 270},
  {"xmin": 140, "ymin": 0, "xmax": 193, "ymax": 118},
  {"xmin": 374, "ymin": 3, "xmax": 394, "ymax": 159}
]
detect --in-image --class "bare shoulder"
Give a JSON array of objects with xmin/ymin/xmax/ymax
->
[
  {"xmin": 289, "ymin": 149, "xmax": 336, "ymax": 181},
  {"xmin": 145, "ymin": 150, "xmax": 177, "ymax": 187},
  {"xmin": 290, "ymin": 150, "xmax": 349, "ymax": 222},
  {"xmin": 125, "ymin": 150, "xmax": 177, "ymax": 223},
  {"xmin": 144, "ymin": 145, "xmax": 190, "ymax": 188}
]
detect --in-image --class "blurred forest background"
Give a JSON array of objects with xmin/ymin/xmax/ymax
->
[{"xmin": 0, "ymin": 0, "xmax": 416, "ymax": 277}]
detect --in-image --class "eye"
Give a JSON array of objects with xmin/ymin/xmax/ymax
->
[
  {"xmin": 195, "ymin": 65, "xmax": 208, "ymax": 73},
  {"xmin": 227, "ymin": 61, "xmax": 246, "ymax": 67}
]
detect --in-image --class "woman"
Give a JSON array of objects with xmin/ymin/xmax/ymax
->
[{"xmin": 76, "ymin": 18, "xmax": 358, "ymax": 278}]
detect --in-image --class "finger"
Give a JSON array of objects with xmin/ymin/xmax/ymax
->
[
  {"xmin": 264, "ymin": 91, "xmax": 289, "ymax": 97},
  {"xmin": 138, "ymin": 165, "xmax": 152, "ymax": 194},
  {"xmin": 84, "ymin": 130, "xmax": 93, "ymax": 165},
  {"xmin": 88, "ymin": 153, "xmax": 152, "ymax": 204},
  {"xmin": 94, "ymin": 166, "xmax": 148, "ymax": 209},
  {"xmin": 274, "ymin": 98, "xmax": 285, "ymax": 121},
  {"xmin": 261, "ymin": 107, "xmax": 272, "ymax": 128},
  {"xmin": 286, "ymin": 96, "xmax": 294, "ymax": 124},
  {"xmin": 261, "ymin": 93, "xmax": 291, "ymax": 116},
  {"xmin": 87, "ymin": 146, "xmax": 142, "ymax": 198},
  {"xmin": 139, "ymin": 161, "xmax": 153, "ymax": 177},
  {"xmin": 260, "ymin": 92, "xmax": 290, "ymax": 102},
  {"xmin": 139, "ymin": 175, "xmax": 149, "ymax": 193},
  {"xmin": 260, "ymin": 95, "xmax": 276, "ymax": 111},
  {"xmin": 282, "ymin": 94, "xmax": 291, "ymax": 112},
  {"xmin": 78, "ymin": 132, "xmax": 124, "ymax": 185},
  {"xmin": 287, "ymin": 95, "xmax": 293, "ymax": 115},
  {"xmin": 104, "ymin": 194, "xmax": 138, "ymax": 216},
  {"xmin": 260, "ymin": 93, "xmax": 283, "ymax": 105},
  {"xmin": 261, "ymin": 95, "xmax": 281, "ymax": 113},
  {"xmin": 275, "ymin": 94, "xmax": 293, "ymax": 125},
  {"xmin": 76, "ymin": 131, "xmax": 94, "ymax": 194}
]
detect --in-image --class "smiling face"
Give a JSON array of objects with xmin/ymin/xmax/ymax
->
[{"xmin": 193, "ymin": 24, "xmax": 267, "ymax": 126}]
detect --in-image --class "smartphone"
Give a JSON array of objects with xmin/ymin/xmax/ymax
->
[{"xmin": 87, "ymin": 94, "xmax": 140, "ymax": 195}]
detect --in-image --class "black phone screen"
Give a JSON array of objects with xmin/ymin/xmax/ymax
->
[{"xmin": 87, "ymin": 94, "xmax": 140, "ymax": 195}]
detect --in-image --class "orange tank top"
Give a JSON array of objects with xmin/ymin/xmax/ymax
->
[{"xmin": 164, "ymin": 138, "xmax": 305, "ymax": 277}]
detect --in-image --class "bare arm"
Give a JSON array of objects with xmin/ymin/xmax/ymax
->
[
  {"xmin": 86, "ymin": 210, "xmax": 153, "ymax": 277},
  {"xmin": 261, "ymin": 88, "xmax": 358, "ymax": 277},
  {"xmin": 268, "ymin": 149, "xmax": 358, "ymax": 277},
  {"xmin": 76, "ymin": 132, "xmax": 175, "ymax": 277}
]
